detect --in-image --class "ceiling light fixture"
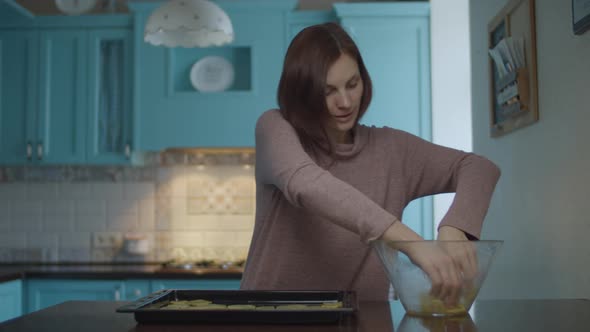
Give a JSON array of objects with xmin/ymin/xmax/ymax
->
[{"xmin": 144, "ymin": 0, "xmax": 234, "ymax": 48}]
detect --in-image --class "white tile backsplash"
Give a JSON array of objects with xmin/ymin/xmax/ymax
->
[
  {"xmin": 27, "ymin": 233, "xmax": 59, "ymax": 248},
  {"xmin": 59, "ymin": 232, "xmax": 92, "ymax": 248},
  {"xmin": 11, "ymin": 201, "xmax": 43, "ymax": 232},
  {"xmin": 90, "ymin": 183, "xmax": 123, "ymax": 199},
  {"xmin": 0, "ymin": 163, "xmax": 255, "ymax": 262},
  {"xmin": 202, "ymin": 231, "xmax": 235, "ymax": 247},
  {"xmin": 75, "ymin": 216, "xmax": 107, "ymax": 232},
  {"xmin": 138, "ymin": 199, "xmax": 156, "ymax": 230},
  {"xmin": 107, "ymin": 199, "xmax": 139, "ymax": 231},
  {"xmin": 124, "ymin": 183, "xmax": 155, "ymax": 201},
  {"xmin": 76, "ymin": 199, "xmax": 107, "ymax": 217},
  {"xmin": 58, "ymin": 183, "xmax": 91, "ymax": 199},
  {"xmin": 0, "ymin": 233, "xmax": 27, "ymax": 248},
  {"xmin": 43, "ymin": 215, "xmax": 75, "ymax": 232},
  {"xmin": 167, "ymin": 232, "xmax": 205, "ymax": 247},
  {"xmin": 43, "ymin": 200, "xmax": 75, "ymax": 216},
  {"xmin": 0, "ymin": 184, "xmax": 27, "ymax": 199},
  {"xmin": 0, "ymin": 200, "xmax": 10, "ymax": 231},
  {"xmin": 42, "ymin": 200, "xmax": 75, "ymax": 232},
  {"xmin": 26, "ymin": 183, "xmax": 59, "ymax": 200}
]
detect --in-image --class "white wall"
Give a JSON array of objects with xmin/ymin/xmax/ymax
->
[
  {"xmin": 470, "ymin": 0, "xmax": 590, "ymax": 299},
  {"xmin": 430, "ymin": 0, "xmax": 473, "ymax": 232}
]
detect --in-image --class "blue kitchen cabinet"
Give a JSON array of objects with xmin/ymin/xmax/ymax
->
[
  {"xmin": 124, "ymin": 279, "xmax": 151, "ymax": 300},
  {"xmin": 334, "ymin": 3, "xmax": 433, "ymax": 239},
  {"xmin": 36, "ymin": 29, "xmax": 88, "ymax": 164},
  {"xmin": 0, "ymin": 279, "xmax": 22, "ymax": 322},
  {"xmin": 0, "ymin": 22, "xmax": 133, "ymax": 165},
  {"xmin": 25, "ymin": 279, "xmax": 125, "ymax": 313},
  {"xmin": 0, "ymin": 29, "xmax": 88, "ymax": 164},
  {"xmin": 24, "ymin": 278, "xmax": 241, "ymax": 313},
  {"xmin": 0, "ymin": 30, "xmax": 38, "ymax": 164},
  {"xmin": 86, "ymin": 28, "xmax": 134, "ymax": 164},
  {"xmin": 150, "ymin": 279, "xmax": 241, "ymax": 292},
  {"xmin": 287, "ymin": 11, "xmax": 337, "ymax": 43},
  {"xmin": 128, "ymin": 0, "xmax": 298, "ymax": 150}
]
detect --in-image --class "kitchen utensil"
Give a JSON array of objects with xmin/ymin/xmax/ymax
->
[
  {"xmin": 116, "ymin": 289, "xmax": 356, "ymax": 324},
  {"xmin": 123, "ymin": 233, "xmax": 149, "ymax": 255},
  {"xmin": 374, "ymin": 240, "xmax": 502, "ymax": 317}
]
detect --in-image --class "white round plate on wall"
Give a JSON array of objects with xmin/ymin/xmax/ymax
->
[
  {"xmin": 55, "ymin": 0, "xmax": 98, "ymax": 15},
  {"xmin": 190, "ymin": 56, "xmax": 235, "ymax": 92}
]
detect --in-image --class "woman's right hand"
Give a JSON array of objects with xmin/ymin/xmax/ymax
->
[
  {"xmin": 381, "ymin": 221, "xmax": 463, "ymax": 306},
  {"xmin": 399, "ymin": 242, "xmax": 463, "ymax": 306}
]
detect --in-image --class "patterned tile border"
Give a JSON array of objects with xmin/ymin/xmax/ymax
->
[
  {"xmin": 0, "ymin": 149, "xmax": 256, "ymax": 183},
  {"xmin": 0, "ymin": 165, "xmax": 157, "ymax": 183}
]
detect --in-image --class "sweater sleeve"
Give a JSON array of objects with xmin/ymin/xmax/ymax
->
[
  {"xmin": 255, "ymin": 110, "xmax": 397, "ymax": 243},
  {"xmin": 400, "ymin": 130, "xmax": 501, "ymax": 239}
]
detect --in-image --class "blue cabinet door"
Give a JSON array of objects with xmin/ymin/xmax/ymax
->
[
  {"xmin": 151, "ymin": 279, "xmax": 241, "ymax": 291},
  {"xmin": 287, "ymin": 11, "xmax": 337, "ymax": 43},
  {"xmin": 0, "ymin": 30, "xmax": 38, "ymax": 164},
  {"xmin": 36, "ymin": 29, "xmax": 88, "ymax": 164},
  {"xmin": 124, "ymin": 280, "xmax": 151, "ymax": 300},
  {"xmin": 334, "ymin": 3, "xmax": 433, "ymax": 239},
  {"xmin": 129, "ymin": 1, "xmax": 298, "ymax": 150},
  {"xmin": 0, "ymin": 279, "xmax": 22, "ymax": 322},
  {"xmin": 86, "ymin": 28, "xmax": 133, "ymax": 164},
  {"xmin": 26, "ymin": 279, "xmax": 124, "ymax": 313}
]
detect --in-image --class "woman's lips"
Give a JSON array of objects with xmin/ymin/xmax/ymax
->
[{"xmin": 334, "ymin": 112, "xmax": 354, "ymax": 122}]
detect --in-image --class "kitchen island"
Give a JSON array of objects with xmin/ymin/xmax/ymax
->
[{"xmin": 0, "ymin": 299, "xmax": 587, "ymax": 332}]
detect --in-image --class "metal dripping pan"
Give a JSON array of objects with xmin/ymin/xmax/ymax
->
[{"xmin": 116, "ymin": 289, "xmax": 357, "ymax": 324}]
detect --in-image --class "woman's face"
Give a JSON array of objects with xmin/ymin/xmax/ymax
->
[{"xmin": 324, "ymin": 53, "xmax": 364, "ymax": 144}]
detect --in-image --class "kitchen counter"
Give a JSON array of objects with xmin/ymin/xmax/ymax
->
[
  {"xmin": 0, "ymin": 299, "xmax": 588, "ymax": 332},
  {"xmin": 0, "ymin": 264, "xmax": 242, "ymax": 283}
]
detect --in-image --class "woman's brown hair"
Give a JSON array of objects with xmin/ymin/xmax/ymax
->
[{"xmin": 277, "ymin": 22, "xmax": 373, "ymax": 161}]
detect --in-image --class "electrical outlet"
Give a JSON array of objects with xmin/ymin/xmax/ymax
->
[{"xmin": 93, "ymin": 232, "xmax": 123, "ymax": 248}]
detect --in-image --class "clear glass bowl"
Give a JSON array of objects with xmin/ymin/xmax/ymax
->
[{"xmin": 374, "ymin": 240, "xmax": 503, "ymax": 317}]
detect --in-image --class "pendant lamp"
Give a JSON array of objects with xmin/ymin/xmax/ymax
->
[{"xmin": 144, "ymin": 0, "xmax": 234, "ymax": 48}]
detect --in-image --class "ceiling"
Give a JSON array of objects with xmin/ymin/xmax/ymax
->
[{"xmin": 14, "ymin": 0, "xmax": 417, "ymax": 15}]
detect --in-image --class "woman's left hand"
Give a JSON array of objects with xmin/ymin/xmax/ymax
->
[{"xmin": 437, "ymin": 226, "xmax": 478, "ymax": 285}]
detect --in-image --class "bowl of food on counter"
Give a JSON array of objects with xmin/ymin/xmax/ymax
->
[{"xmin": 374, "ymin": 239, "xmax": 503, "ymax": 317}]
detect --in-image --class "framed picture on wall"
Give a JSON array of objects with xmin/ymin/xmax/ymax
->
[
  {"xmin": 572, "ymin": 0, "xmax": 590, "ymax": 35},
  {"xmin": 487, "ymin": 0, "xmax": 539, "ymax": 137}
]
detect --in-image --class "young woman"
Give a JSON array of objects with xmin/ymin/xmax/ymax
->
[{"xmin": 240, "ymin": 22, "xmax": 500, "ymax": 303}]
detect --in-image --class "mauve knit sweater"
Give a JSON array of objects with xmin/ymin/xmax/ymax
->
[{"xmin": 240, "ymin": 109, "xmax": 501, "ymax": 301}]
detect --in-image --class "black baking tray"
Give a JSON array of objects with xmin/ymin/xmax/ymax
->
[{"xmin": 116, "ymin": 289, "xmax": 356, "ymax": 324}]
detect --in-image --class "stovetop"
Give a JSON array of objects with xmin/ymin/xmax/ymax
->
[{"xmin": 159, "ymin": 259, "xmax": 246, "ymax": 271}]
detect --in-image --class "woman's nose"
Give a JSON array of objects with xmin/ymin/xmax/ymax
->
[{"xmin": 336, "ymin": 91, "xmax": 351, "ymax": 108}]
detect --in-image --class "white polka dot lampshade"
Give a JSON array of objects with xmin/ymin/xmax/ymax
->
[{"xmin": 144, "ymin": 0, "xmax": 234, "ymax": 47}]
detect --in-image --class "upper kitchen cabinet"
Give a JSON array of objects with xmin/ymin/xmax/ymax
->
[
  {"xmin": 0, "ymin": 16, "xmax": 134, "ymax": 165},
  {"xmin": 334, "ymin": 3, "xmax": 433, "ymax": 239},
  {"xmin": 286, "ymin": 11, "xmax": 337, "ymax": 42},
  {"xmin": 128, "ymin": 0, "xmax": 297, "ymax": 150},
  {"xmin": 36, "ymin": 29, "xmax": 88, "ymax": 164},
  {"xmin": 0, "ymin": 29, "xmax": 38, "ymax": 164},
  {"xmin": 334, "ymin": 3, "xmax": 431, "ymax": 139},
  {"xmin": 86, "ymin": 28, "xmax": 134, "ymax": 164}
]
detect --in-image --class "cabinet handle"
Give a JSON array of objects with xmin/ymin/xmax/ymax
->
[
  {"xmin": 125, "ymin": 143, "xmax": 131, "ymax": 159},
  {"xmin": 114, "ymin": 288, "xmax": 121, "ymax": 301},
  {"xmin": 37, "ymin": 141, "xmax": 43, "ymax": 160},
  {"xmin": 26, "ymin": 142, "xmax": 32, "ymax": 161}
]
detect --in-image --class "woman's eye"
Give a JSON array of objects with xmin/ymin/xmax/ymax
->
[
  {"xmin": 325, "ymin": 89, "xmax": 334, "ymax": 96},
  {"xmin": 347, "ymin": 81, "xmax": 358, "ymax": 89}
]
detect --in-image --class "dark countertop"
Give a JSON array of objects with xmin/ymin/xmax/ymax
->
[
  {"xmin": 0, "ymin": 299, "xmax": 588, "ymax": 332},
  {"xmin": 0, "ymin": 264, "xmax": 242, "ymax": 282}
]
